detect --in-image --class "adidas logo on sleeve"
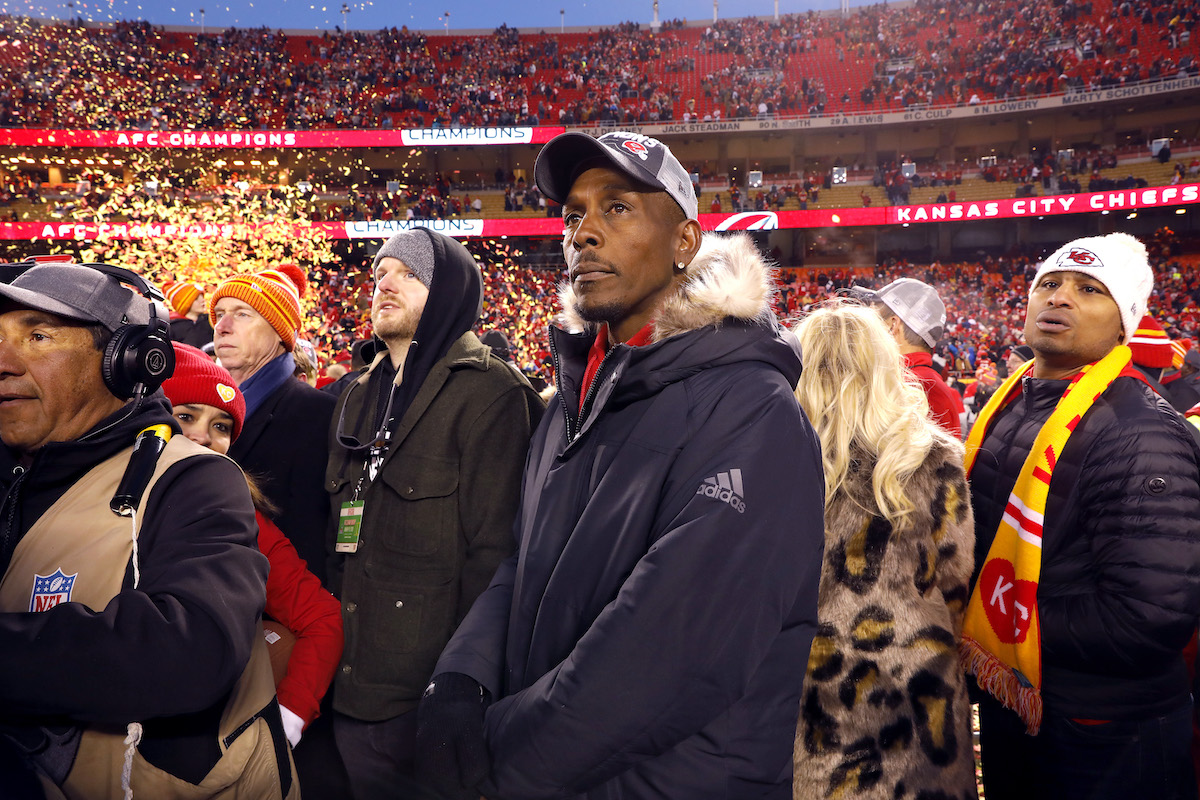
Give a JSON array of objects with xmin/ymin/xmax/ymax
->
[{"xmin": 696, "ymin": 469, "xmax": 746, "ymax": 514}]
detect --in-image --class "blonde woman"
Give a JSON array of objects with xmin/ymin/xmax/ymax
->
[{"xmin": 792, "ymin": 302, "xmax": 977, "ymax": 800}]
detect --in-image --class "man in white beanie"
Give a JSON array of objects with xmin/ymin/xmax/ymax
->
[{"xmin": 960, "ymin": 232, "xmax": 1200, "ymax": 800}]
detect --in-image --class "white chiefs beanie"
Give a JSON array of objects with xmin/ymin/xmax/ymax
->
[{"xmin": 1032, "ymin": 232, "xmax": 1154, "ymax": 345}]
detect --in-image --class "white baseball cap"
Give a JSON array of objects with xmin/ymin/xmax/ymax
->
[{"xmin": 866, "ymin": 277, "xmax": 947, "ymax": 348}]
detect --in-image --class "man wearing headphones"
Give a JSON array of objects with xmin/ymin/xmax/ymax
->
[{"xmin": 0, "ymin": 263, "xmax": 297, "ymax": 798}]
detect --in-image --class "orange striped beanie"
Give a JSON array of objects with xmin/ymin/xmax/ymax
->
[
  {"xmin": 208, "ymin": 263, "xmax": 307, "ymax": 351},
  {"xmin": 1170, "ymin": 338, "xmax": 1192, "ymax": 371},
  {"xmin": 163, "ymin": 280, "xmax": 202, "ymax": 316}
]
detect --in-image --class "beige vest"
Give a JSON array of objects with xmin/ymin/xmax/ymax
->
[{"xmin": 0, "ymin": 435, "xmax": 298, "ymax": 800}]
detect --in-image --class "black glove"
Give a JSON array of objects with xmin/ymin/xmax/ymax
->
[{"xmin": 415, "ymin": 672, "xmax": 490, "ymax": 800}]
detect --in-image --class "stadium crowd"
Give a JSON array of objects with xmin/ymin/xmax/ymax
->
[
  {"xmin": 6, "ymin": 128, "xmax": 1200, "ymax": 800},
  {"xmin": 90, "ymin": 219, "xmax": 1198, "ymax": 394},
  {"xmin": 16, "ymin": 154, "xmax": 1199, "ymax": 385},
  {"xmin": 0, "ymin": 0, "xmax": 1195, "ymax": 129},
  {"xmin": 0, "ymin": 0, "xmax": 1198, "ymax": 791}
]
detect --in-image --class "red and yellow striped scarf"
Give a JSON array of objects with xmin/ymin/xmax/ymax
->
[{"xmin": 959, "ymin": 345, "xmax": 1133, "ymax": 734}]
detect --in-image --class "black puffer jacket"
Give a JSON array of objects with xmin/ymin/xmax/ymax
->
[
  {"xmin": 969, "ymin": 373, "xmax": 1200, "ymax": 720},
  {"xmin": 436, "ymin": 234, "xmax": 825, "ymax": 799}
]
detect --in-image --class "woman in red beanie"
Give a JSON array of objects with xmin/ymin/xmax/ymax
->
[{"xmin": 162, "ymin": 342, "xmax": 344, "ymax": 751}]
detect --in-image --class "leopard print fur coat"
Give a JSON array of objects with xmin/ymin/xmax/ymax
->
[{"xmin": 794, "ymin": 438, "xmax": 977, "ymax": 800}]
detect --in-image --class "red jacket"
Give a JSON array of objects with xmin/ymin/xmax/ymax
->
[
  {"xmin": 903, "ymin": 351, "xmax": 963, "ymax": 439},
  {"xmin": 258, "ymin": 510, "xmax": 344, "ymax": 727}
]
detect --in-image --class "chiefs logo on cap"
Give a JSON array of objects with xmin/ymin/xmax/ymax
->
[
  {"xmin": 1058, "ymin": 247, "xmax": 1102, "ymax": 267},
  {"xmin": 216, "ymin": 383, "xmax": 236, "ymax": 403},
  {"xmin": 621, "ymin": 140, "xmax": 650, "ymax": 161}
]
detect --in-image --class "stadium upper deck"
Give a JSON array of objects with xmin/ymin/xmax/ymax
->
[
  {"xmin": 0, "ymin": 0, "xmax": 1195, "ymax": 131},
  {"xmin": 0, "ymin": 0, "xmax": 1196, "ymax": 257}
]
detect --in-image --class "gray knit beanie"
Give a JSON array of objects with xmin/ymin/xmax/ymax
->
[{"xmin": 372, "ymin": 229, "xmax": 435, "ymax": 288}]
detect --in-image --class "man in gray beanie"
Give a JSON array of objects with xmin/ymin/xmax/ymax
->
[
  {"xmin": 325, "ymin": 227, "xmax": 543, "ymax": 800},
  {"xmin": 372, "ymin": 226, "xmax": 436, "ymax": 293}
]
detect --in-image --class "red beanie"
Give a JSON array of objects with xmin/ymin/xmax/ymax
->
[
  {"xmin": 161, "ymin": 342, "xmax": 246, "ymax": 442},
  {"xmin": 1129, "ymin": 314, "xmax": 1174, "ymax": 369}
]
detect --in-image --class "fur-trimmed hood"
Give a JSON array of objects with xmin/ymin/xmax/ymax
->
[
  {"xmin": 556, "ymin": 232, "xmax": 778, "ymax": 342},
  {"xmin": 548, "ymin": 233, "xmax": 801, "ymax": 413}
]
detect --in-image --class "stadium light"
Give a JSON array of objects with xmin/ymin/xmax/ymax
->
[
  {"xmin": 713, "ymin": 0, "xmax": 718, "ymax": 22},
  {"xmin": 560, "ymin": 9, "xmax": 564, "ymax": 33},
  {"xmin": 199, "ymin": 7, "xmax": 205, "ymax": 35},
  {"xmin": 341, "ymin": 3, "xmax": 350, "ymax": 31}
]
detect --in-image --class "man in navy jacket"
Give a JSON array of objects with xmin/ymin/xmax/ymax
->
[
  {"xmin": 208, "ymin": 265, "xmax": 335, "ymax": 586},
  {"xmin": 416, "ymin": 131, "xmax": 825, "ymax": 799}
]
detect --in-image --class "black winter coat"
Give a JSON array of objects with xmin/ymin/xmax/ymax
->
[
  {"xmin": 169, "ymin": 316, "xmax": 214, "ymax": 350},
  {"xmin": 969, "ymin": 373, "xmax": 1200, "ymax": 720},
  {"xmin": 230, "ymin": 376, "xmax": 336, "ymax": 586},
  {"xmin": 437, "ymin": 234, "xmax": 825, "ymax": 800}
]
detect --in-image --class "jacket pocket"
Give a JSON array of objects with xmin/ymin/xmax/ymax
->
[
  {"xmin": 355, "ymin": 574, "xmax": 457, "ymax": 691},
  {"xmin": 371, "ymin": 454, "xmax": 460, "ymax": 558}
]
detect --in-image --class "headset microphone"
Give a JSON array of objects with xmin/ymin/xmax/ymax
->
[{"xmin": 110, "ymin": 424, "xmax": 174, "ymax": 516}]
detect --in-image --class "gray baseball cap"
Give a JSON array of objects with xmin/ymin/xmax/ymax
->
[
  {"xmin": 534, "ymin": 131, "xmax": 698, "ymax": 221},
  {"xmin": 867, "ymin": 277, "xmax": 946, "ymax": 348},
  {"xmin": 0, "ymin": 262, "xmax": 150, "ymax": 331}
]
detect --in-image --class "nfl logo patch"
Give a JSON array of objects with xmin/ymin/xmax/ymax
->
[{"xmin": 30, "ymin": 569, "xmax": 77, "ymax": 612}]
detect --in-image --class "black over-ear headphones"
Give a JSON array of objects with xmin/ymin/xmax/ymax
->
[{"xmin": 79, "ymin": 262, "xmax": 176, "ymax": 401}]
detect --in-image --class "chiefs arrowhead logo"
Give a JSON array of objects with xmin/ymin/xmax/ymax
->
[
  {"xmin": 1058, "ymin": 247, "xmax": 1102, "ymax": 268},
  {"xmin": 621, "ymin": 140, "xmax": 649, "ymax": 160},
  {"xmin": 979, "ymin": 558, "xmax": 1037, "ymax": 644},
  {"xmin": 216, "ymin": 383, "xmax": 236, "ymax": 403}
]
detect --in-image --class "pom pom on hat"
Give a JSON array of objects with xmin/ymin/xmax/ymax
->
[
  {"xmin": 161, "ymin": 342, "xmax": 246, "ymax": 443},
  {"xmin": 1033, "ymin": 233, "xmax": 1154, "ymax": 346},
  {"xmin": 208, "ymin": 265, "xmax": 306, "ymax": 351},
  {"xmin": 1129, "ymin": 314, "xmax": 1174, "ymax": 369},
  {"xmin": 275, "ymin": 263, "xmax": 309, "ymax": 299}
]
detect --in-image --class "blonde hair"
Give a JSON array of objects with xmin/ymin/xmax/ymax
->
[
  {"xmin": 793, "ymin": 301, "xmax": 960, "ymax": 529},
  {"xmin": 292, "ymin": 345, "xmax": 317, "ymax": 385}
]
